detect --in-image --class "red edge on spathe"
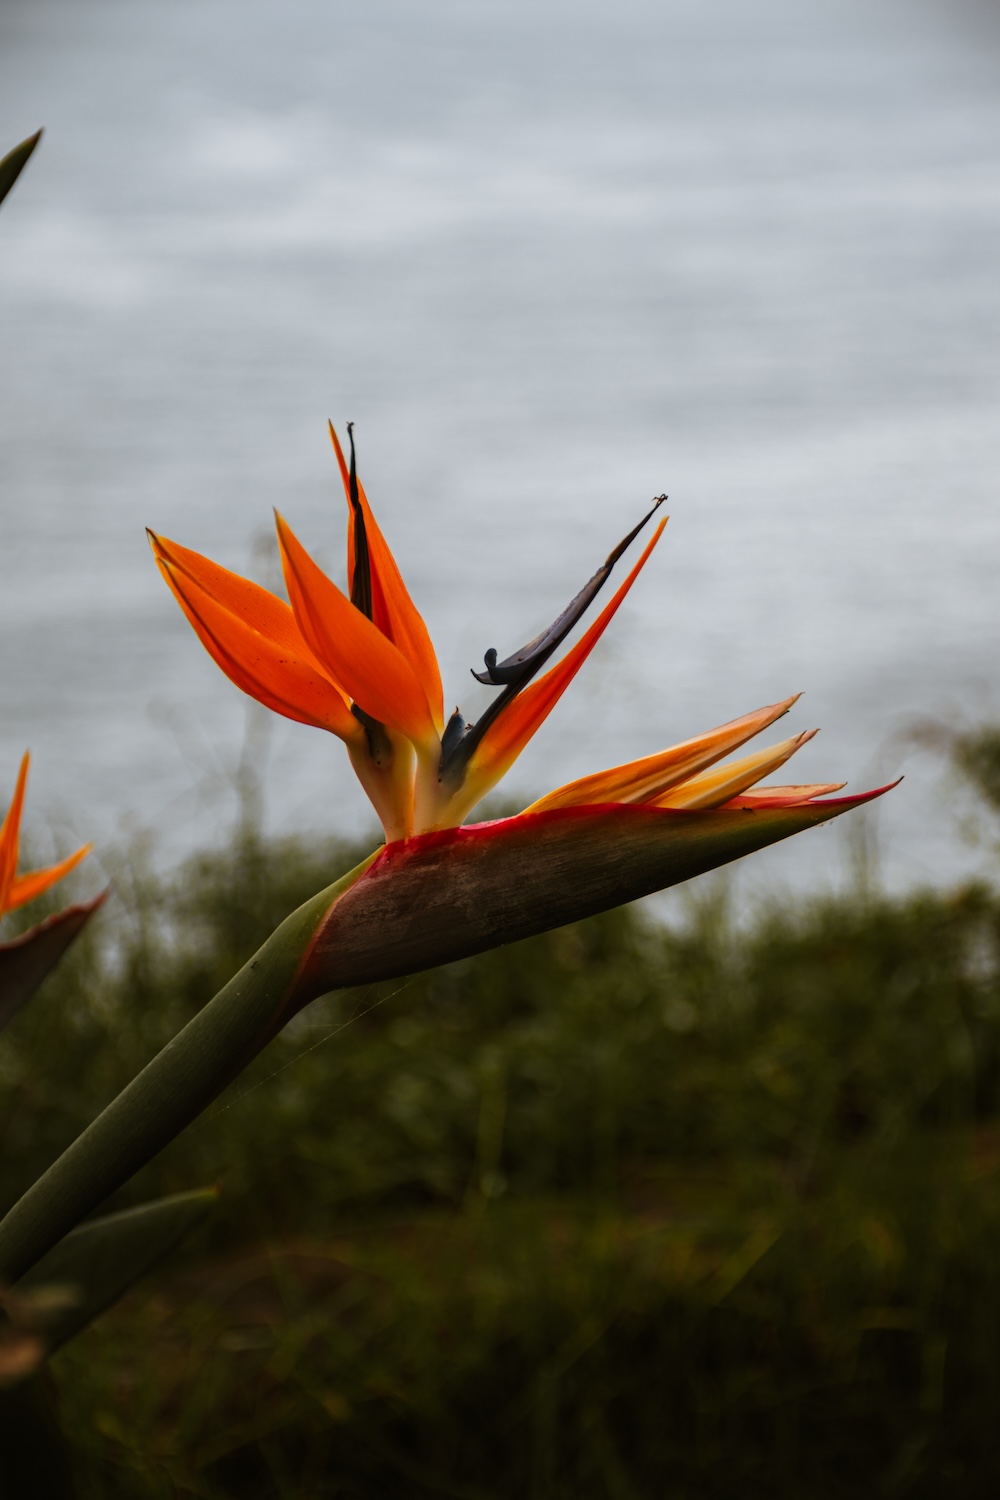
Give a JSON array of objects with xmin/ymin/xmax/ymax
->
[
  {"xmin": 0, "ymin": 887, "xmax": 109, "ymax": 952},
  {"xmin": 368, "ymin": 778, "xmax": 903, "ymax": 866}
]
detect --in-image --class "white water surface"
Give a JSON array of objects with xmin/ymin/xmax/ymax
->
[{"xmin": 1, "ymin": 0, "xmax": 999, "ymax": 901}]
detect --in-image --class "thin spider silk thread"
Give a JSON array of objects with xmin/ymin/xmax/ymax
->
[{"xmin": 196, "ymin": 977, "xmax": 415, "ymax": 1131}]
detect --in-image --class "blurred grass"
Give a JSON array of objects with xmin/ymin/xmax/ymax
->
[{"xmin": 6, "ymin": 730, "xmax": 1000, "ymax": 1494}]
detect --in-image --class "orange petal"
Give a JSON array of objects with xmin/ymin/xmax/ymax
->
[
  {"xmin": 5, "ymin": 843, "xmax": 92, "ymax": 913},
  {"xmin": 151, "ymin": 537, "xmax": 360, "ymax": 740},
  {"xmin": 724, "ymin": 783, "xmax": 845, "ymax": 809},
  {"xmin": 150, "ymin": 532, "xmax": 322, "ymax": 660},
  {"xmin": 329, "ymin": 423, "xmax": 444, "ymax": 730},
  {"xmin": 275, "ymin": 513, "xmax": 438, "ymax": 748},
  {"xmin": 523, "ymin": 695, "xmax": 802, "ymax": 814},
  {"xmin": 654, "ymin": 731, "xmax": 818, "ymax": 810},
  {"xmin": 0, "ymin": 753, "xmax": 29, "ymax": 915},
  {"xmin": 462, "ymin": 520, "xmax": 667, "ymax": 801}
]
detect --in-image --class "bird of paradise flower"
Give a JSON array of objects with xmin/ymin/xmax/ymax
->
[
  {"xmin": 0, "ymin": 755, "xmax": 90, "ymax": 921},
  {"xmin": 149, "ymin": 423, "xmax": 852, "ymax": 846},
  {"xmin": 0, "ymin": 754, "xmax": 99, "ymax": 1031},
  {"xmin": 0, "ymin": 430, "xmax": 894, "ymax": 1285}
]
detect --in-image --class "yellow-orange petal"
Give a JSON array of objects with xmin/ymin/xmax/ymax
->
[
  {"xmin": 329, "ymin": 423, "xmax": 444, "ymax": 731},
  {"xmin": 460, "ymin": 520, "xmax": 667, "ymax": 802},
  {"xmin": 523, "ymin": 695, "xmax": 802, "ymax": 814},
  {"xmin": 0, "ymin": 752, "xmax": 29, "ymax": 915},
  {"xmin": 654, "ymin": 730, "xmax": 818, "ymax": 810},
  {"xmin": 275, "ymin": 512, "xmax": 438, "ymax": 748},
  {"xmin": 154, "ymin": 546, "xmax": 360, "ymax": 739},
  {"xmin": 724, "ymin": 783, "xmax": 845, "ymax": 809},
  {"xmin": 5, "ymin": 843, "xmax": 92, "ymax": 913}
]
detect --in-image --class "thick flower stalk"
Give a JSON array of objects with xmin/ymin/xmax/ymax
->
[
  {"xmin": 0, "ymin": 753, "xmax": 102, "ymax": 1031},
  {"xmin": 0, "ymin": 431, "xmax": 893, "ymax": 1281}
]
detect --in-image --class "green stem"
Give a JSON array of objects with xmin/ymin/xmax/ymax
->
[{"xmin": 0, "ymin": 859, "xmax": 371, "ymax": 1283}]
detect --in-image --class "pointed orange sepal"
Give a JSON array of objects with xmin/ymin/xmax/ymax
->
[
  {"xmin": 654, "ymin": 729, "xmax": 817, "ymax": 810},
  {"xmin": 329, "ymin": 424, "xmax": 444, "ymax": 731},
  {"xmin": 524, "ymin": 694, "xmax": 802, "ymax": 814},
  {"xmin": 150, "ymin": 533, "xmax": 360, "ymax": 740},
  {"xmin": 151, "ymin": 532, "xmax": 319, "ymax": 655},
  {"xmin": 5, "ymin": 844, "xmax": 93, "ymax": 914},
  {"xmin": 0, "ymin": 753, "xmax": 30, "ymax": 915},
  {"xmin": 1, "ymin": 755, "xmax": 94, "ymax": 924},
  {"xmin": 275, "ymin": 513, "xmax": 439, "ymax": 749}
]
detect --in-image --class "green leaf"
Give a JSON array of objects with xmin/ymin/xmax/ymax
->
[
  {"xmin": 0, "ymin": 893, "xmax": 107, "ymax": 1034},
  {"xmin": 0, "ymin": 131, "xmax": 42, "ymax": 211},
  {"xmin": 15, "ymin": 1189, "xmax": 217, "ymax": 1357}
]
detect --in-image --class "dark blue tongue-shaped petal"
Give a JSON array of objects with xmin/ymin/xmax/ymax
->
[
  {"xmin": 440, "ymin": 494, "xmax": 668, "ymax": 786},
  {"xmin": 345, "ymin": 422, "xmax": 373, "ymax": 620},
  {"xmin": 473, "ymin": 493, "xmax": 667, "ymax": 687},
  {"xmin": 341, "ymin": 424, "xmax": 394, "ymax": 769}
]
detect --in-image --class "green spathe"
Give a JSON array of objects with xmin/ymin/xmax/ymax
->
[
  {"xmin": 0, "ymin": 794, "xmax": 884, "ymax": 1282},
  {"xmin": 0, "ymin": 893, "xmax": 107, "ymax": 1034},
  {"xmin": 299, "ymin": 799, "xmax": 882, "ymax": 992}
]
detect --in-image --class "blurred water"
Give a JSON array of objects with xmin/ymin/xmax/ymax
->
[{"xmin": 1, "ymin": 0, "xmax": 999, "ymax": 898}]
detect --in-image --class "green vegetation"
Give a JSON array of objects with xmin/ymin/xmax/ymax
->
[{"xmin": 6, "ymin": 731, "xmax": 1000, "ymax": 1495}]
